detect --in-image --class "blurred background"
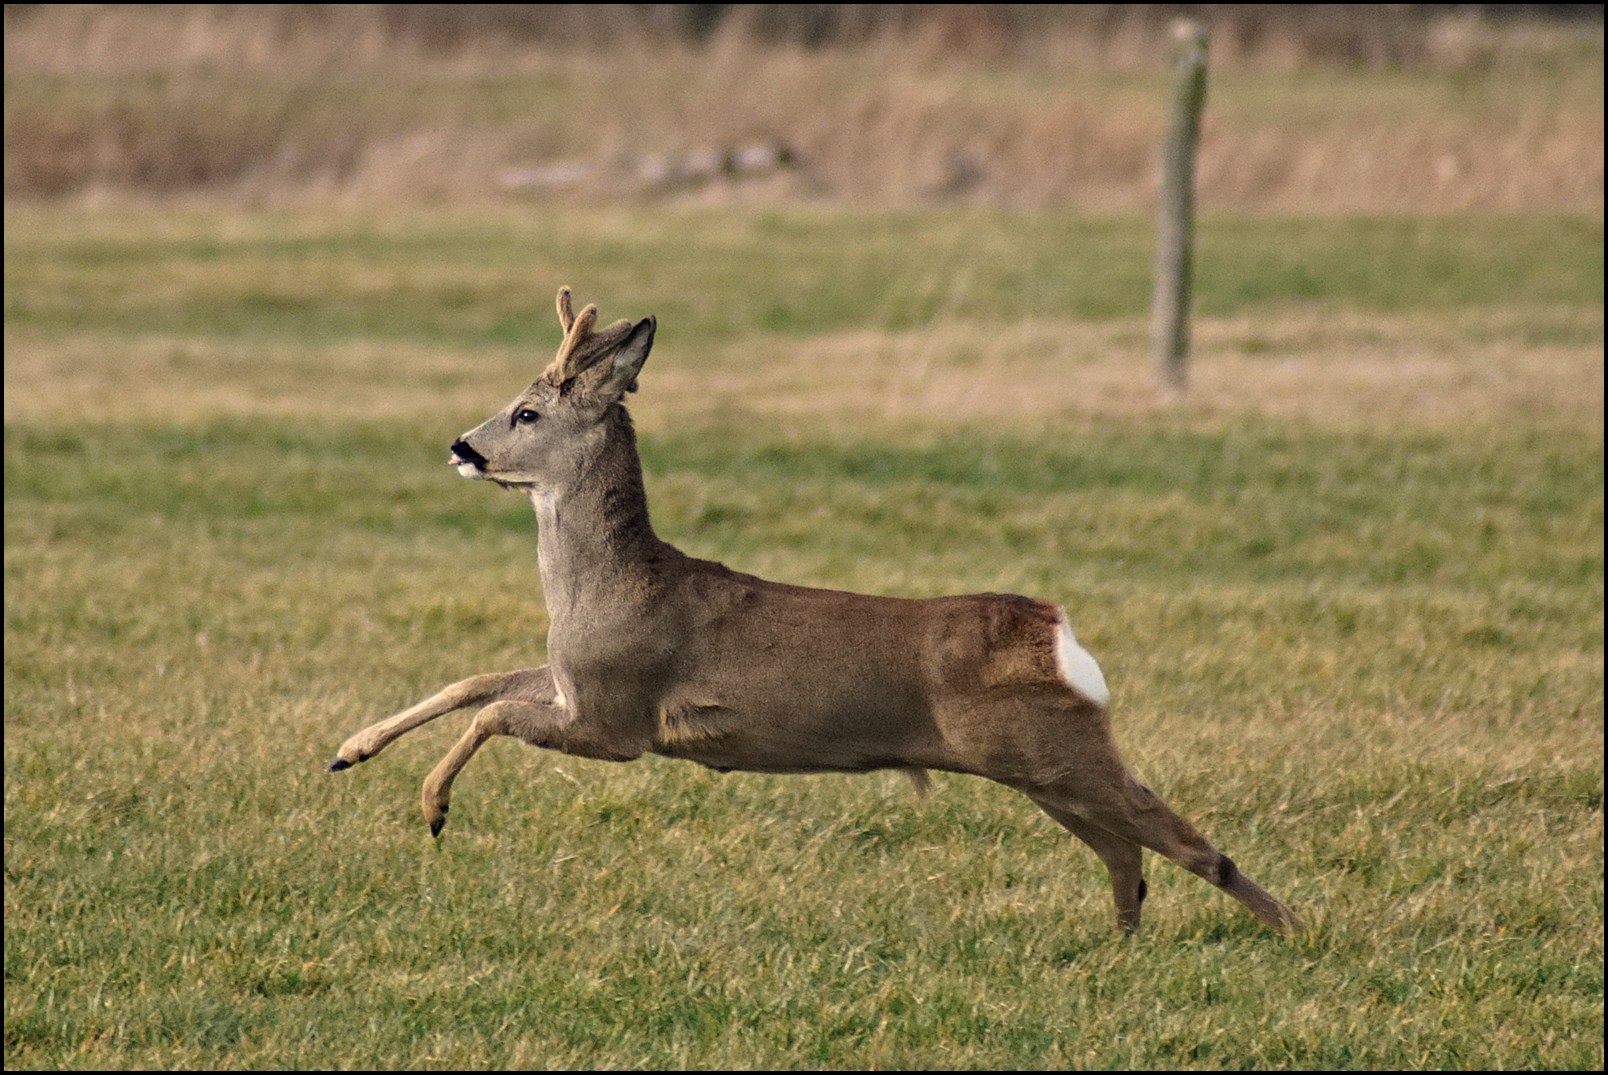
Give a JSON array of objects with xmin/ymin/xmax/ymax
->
[
  {"xmin": 5, "ymin": 3, "xmax": 1603, "ymax": 212},
  {"xmin": 5, "ymin": 6, "xmax": 1603, "ymax": 1070}
]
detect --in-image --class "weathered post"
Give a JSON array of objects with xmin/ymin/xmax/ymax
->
[{"xmin": 1152, "ymin": 19, "xmax": 1208, "ymax": 397}]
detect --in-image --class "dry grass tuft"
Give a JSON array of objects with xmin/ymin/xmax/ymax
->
[
  {"xmin": 710, "ymin": 310, "xmax": 1606, "ymax": 430},
  {"xmin": 7, "ymin": 309, "xmax": 1600, "ymax": 435}
]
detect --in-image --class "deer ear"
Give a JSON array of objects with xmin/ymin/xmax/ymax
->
[{"xmin": 584, "ymin": 316, "xmax": 655, "ymax": 402}]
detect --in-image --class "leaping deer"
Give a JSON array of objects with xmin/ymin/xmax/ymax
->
[{"xmin": 329, "ymin": 289, "xmax": 1300, "ymax": 935}]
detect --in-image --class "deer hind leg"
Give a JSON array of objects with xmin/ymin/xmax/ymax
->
[
  {"xmin": 1027, "ymin": 793, "xmax": 1146, "ymax": 934},
  {"xmin": 329, "ymin": 667, "xmax": 552, "ymax": 771},
  {"xmin": 1062, "ymin": 774, "xmax": 1301, "ymax": 933}
]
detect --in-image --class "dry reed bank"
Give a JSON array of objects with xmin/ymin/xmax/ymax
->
[{"xmin": 4, "ymin": 4, "xmax": 1603, "ymax": 211}]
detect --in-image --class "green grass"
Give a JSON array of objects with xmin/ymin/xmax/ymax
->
[
  {"xmin": 4, "ymin": 206, "xmax": 1603, "ymax": 1069},
  {"xmin": 4, "ymin": 208, "xmax": 1601, "ymax": 347}
]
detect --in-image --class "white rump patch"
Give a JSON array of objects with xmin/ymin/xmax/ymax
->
[{"xmin": 1053, "ymin": 612, "xmax": 1110, "ymax": 708}]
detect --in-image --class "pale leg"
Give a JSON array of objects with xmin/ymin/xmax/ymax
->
[{"xmin": 329, "ymin": 667, "xmax": 553, "ymax": 770}]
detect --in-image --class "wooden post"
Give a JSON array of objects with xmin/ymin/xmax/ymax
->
[{"xmin": 1152, "ymin": 19, "xmax": 1208, "ymax": 397}]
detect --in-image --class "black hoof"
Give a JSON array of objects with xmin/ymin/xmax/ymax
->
[{"xmin": 328, "ymin": 757, "xmax": 352, "ymax": 772}]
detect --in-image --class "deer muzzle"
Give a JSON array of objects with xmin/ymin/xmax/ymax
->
[{"xmin": 449, "ymin": 439, "xmax": 489, "ymax": 478}]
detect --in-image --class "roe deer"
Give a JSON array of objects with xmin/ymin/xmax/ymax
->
[{"xmin": 329, "ymin": 288, "xmax": 1299, "ymax": 935}]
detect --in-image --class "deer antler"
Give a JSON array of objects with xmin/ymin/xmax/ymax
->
[{"xmin": 544, "ymin": 286, "xmax": 636, "ymax": 386}]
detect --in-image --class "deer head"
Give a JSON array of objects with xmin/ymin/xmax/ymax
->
[{"xmin": 448, "ymin": 287, "xmax": 656, "ymax": 490}]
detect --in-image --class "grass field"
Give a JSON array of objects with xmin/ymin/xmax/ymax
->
[{"xmin": 4, "ymin": 206, "xmax": 1603, "ymax": 1068}]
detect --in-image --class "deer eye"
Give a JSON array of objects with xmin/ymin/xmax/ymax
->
[{"xmin": 515, "ymin": 408, "xmax": 539, "ymax": 425}]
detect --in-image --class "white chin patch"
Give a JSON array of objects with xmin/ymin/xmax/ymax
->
[
  {"xmin": 456, "ymin": 463, "xmax": 485, "ymax": 479},
  {"xmin": 1054, "ymin": 613, "xmax": 1110, "ymax": 708}
]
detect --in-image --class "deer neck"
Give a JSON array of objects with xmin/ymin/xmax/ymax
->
[{"xmin": 529, "ymin": 405, "xmax": 662, "ymax": 621}]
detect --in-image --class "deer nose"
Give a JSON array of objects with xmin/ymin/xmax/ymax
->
[{"xmin": 449, "ymin": 439, "xmax": 488, "ymax": 469}]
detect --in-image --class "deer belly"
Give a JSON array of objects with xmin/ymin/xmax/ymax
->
[{"xmin": 651, "ymin": 694, "xmax": 935, "ymax": 775}]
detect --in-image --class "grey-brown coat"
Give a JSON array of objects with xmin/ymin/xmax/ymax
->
[{"xmin": 330, "ymin": 289, "xmax": 1299, "ymax": 934}]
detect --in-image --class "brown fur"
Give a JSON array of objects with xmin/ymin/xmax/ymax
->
[{"xmin": 330, "ymin": 289, "xmax": 1301, "ymax": 935}]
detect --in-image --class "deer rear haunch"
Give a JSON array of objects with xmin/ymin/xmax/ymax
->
[{"xmin": 328, "ymin": 287, "xmax": 1300, "ymax": 936}]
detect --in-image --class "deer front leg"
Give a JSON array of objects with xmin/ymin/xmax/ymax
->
[
  {"xmin": 420, "ymin": 696, "xmax": 577, "ymax": 837},
  {"xmin": 328, "ymin": 667, "xmax": 553, "ymax": 771}
]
